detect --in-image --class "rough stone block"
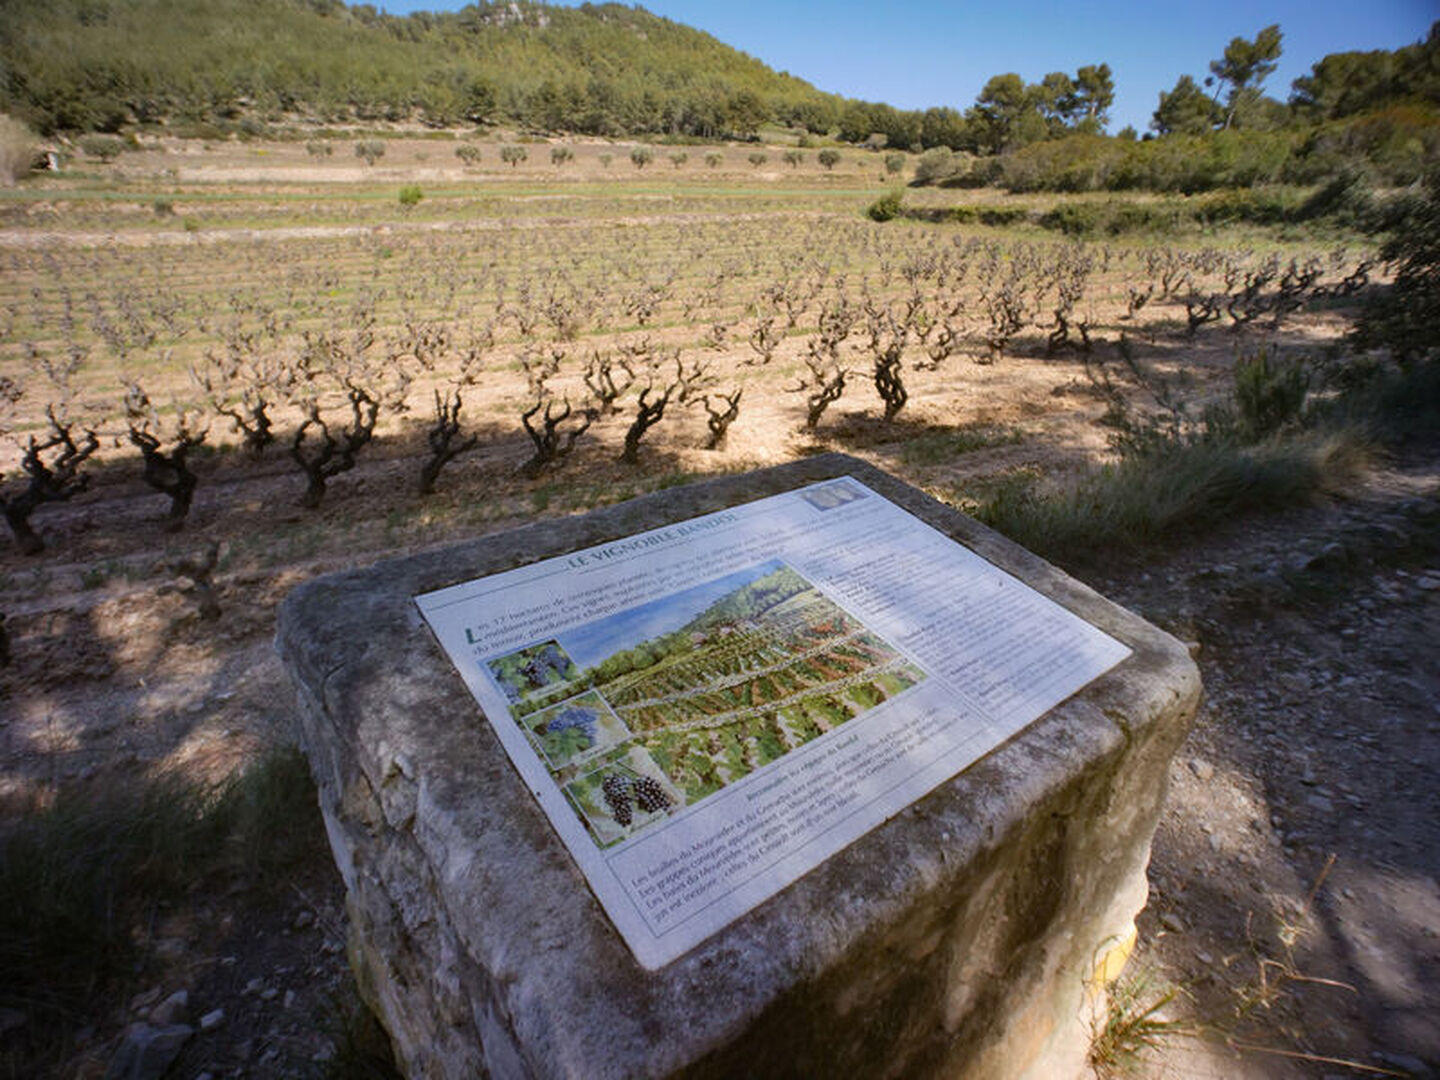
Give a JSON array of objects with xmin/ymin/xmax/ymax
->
[{"xmin": 276, "ymin": 454, "xmax": 1199, "ymax": 1080}]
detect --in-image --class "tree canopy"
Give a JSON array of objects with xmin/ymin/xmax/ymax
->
[
  {"xmin": 0, "ymin": 0, "xmax": 846, "ymax": 136},
  {"xmin": 1153, "ymin": 24, "xmax": 1287, "ymax": 134},
  {"xmin": 1291, "ymin": 24, "xmax": 1440, "ymax": 121}
]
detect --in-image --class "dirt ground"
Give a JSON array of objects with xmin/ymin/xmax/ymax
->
[{"xmin": 1, "ymin": 138, "xmax": 1435, "ymax": 1078}]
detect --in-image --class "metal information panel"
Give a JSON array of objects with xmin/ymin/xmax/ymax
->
[{"xmin": 416, "ymin": 477, "xmax": 1130, "ymax": 969}]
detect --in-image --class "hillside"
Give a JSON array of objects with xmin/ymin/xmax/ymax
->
[{"xmin": 0, "ymin": 0, "xmax": 845, "ymax": 137}]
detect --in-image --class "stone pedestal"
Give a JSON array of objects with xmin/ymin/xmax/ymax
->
[{"xmin": 276, "ymin": 454, "xmax": 1199, "ymax": 1080}]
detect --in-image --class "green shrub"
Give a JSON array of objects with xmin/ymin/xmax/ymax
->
[
  {"xmin": 629, "ymin": 145, "xmax": 653, "ymax": 168},
  {"xmin": 1295, "ymin": 165, "xmax": 1375, "ymax": 226},
  {"xmin": 455, "ymin": 143, "xmax": 482, "ymax": 165},
  {"xmin": 152, "ymin": 197, "xmax": 174, "ymax": 217},
  {"xmin": 817, "ymin": 148, "xmax": 841, "ymax": 170},
  {"xmin": 668, "ymin": 151, "xmax": 687, "ymax": 168},
  {"xmin": 1001, "ymin": 135, "xmax": 1123, "ymax": 193},
  {"xmin": 1228, "ymin": 349, "xmax": 1310, "ymax": 442},
  {"xmin": 973, "ymin": 434, "xmax": 1367, "ymax": 564},
  {"xmin": 78, "ymin": 133, "xmax": 125, "ymax": 162},
  {"xmin": 747, "ymin": 151, "xmax": 768, "ymax": 167},
  {"xmin": 867, "ymin": 189, "xmax": 904, "ymax": 222},
  {"xmin": 1039, "ymin": 202, "xmax": 1102, "ymax": 237},
  {"xmin": 884, "ymin": 152, "xmax": 905, "ymax": 174},
  {"xmin": 398, "ymin": 184, "xmax": 423, "ymax": 207},
  {"xmin": 976, "ymin": 206, "xmax": 1030, "ymax": 227},
  {"xmin": 1353, "ymin": 174, "xmax": 1440, "ymax": 364},
  {"xmin": 500, "ymin": 144, "xmax": 527, "ymax": 167},
  {"xmin": 550, "ymin": 145, "xmax": 575, "ymax": 165},
  {"xmin": 912, "ymin": 147, "xmax": 963, "ymax": 186},
  {"xmin": 1195, "ymin": 187, "xmax": 1298, "ymax": 226},
  {"xmin": 704, "ymin": 151, "xmax": 723, "ymax": 168},
  {"xmin": 306, "ymin": 139, "xmax": 334, "ymax": 158}
]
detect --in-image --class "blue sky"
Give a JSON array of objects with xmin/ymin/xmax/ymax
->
[
  {"xmin": 558, "ymin": 559, "xmax": 784, "ymax": 670},
  {"xmin": 371, "ymin": 1, "xmax": 1434, "ymax": 134}
]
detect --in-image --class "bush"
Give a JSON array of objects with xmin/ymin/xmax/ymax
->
[
  {"xmin": 704, "ymin": 151, "xmax": 723, "ymax": 167},
  {"xmin": 1354, "ymin": 174, "xmax": 1440, "ymax": 364},
  {"xmin": 912, "ymin": 147, "xmax": 961, "ymax": 186},
  {"xmin": 455, "ymin": 143, "xmax": 481, "ymax": 165},
  {"xmin": 550, "ymin": 145, "xmax": 574, "ymax": 165},
  {"xmin": 306, "ymin": 139, "xmax": 334, "ymax": 158},
  {"xmin": 630, "ymin": 145, "xmax": 653, "ymax": 168},
  {"xmin": 1000, "ymin": 135, "xmax": 1122, "ymax": 193},
  {"xmin": 1039, "ymin": 202, "xmax": 1102, "ymax": 237},
  {"xmin": 668, "ymin": 151, "xmax": 688, "ymax": 168},
  {"xmin": 867, "ymin": 189, "xmax": 904, "ymax": 222},
  {"xmin": 500, "ymin": 144, "xmax": 527, "ymax": 167},
  {"xmin": 1194, "ymin": 187, "xmax": 1298, "ymax": 226},
  {"xmin": 976, "ymin": 206, "xmax": 1030, "ymax": 227},
  {"xmin": 354, "ymin": 139, "xmax": 386, "ymax": 166},
  {"xmin": 398, "ymin": 184, "xmax": 423, "ymax": 207},
  {"xmin": 0, "ymin": 115, "xmax": 37, "ymax": 186},
  {"xmin": 1295, "ymin": 165, "xmax": 1375, "ymax": 227},
  {"xmin": 747, "ymin": 151, "xmax": 768, "ymax": 168},
  {"xmin": 884, "ymin": 152, "xmax": 905, "ymax": 174},
  {"xmin": 973, "ymin": 433, "xmax": 1367, "ymax": 565},
  {"xmin": 78, "ymin": 133, "xmax": 125, "ymax": 162},
  {"xmin": 1226, "ymin": 349, "xmax": 1310, "ymax": 443},
  {"xmin": 818, "ymin": 148, "xmax": 841, "ymax": 170}
]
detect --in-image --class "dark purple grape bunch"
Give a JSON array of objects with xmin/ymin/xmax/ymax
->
[
  {"xmin": 602, "ymin": 774, "xmax": 633, "ymax": 826},
  {"xmin": 632, "ymin": 776, "xmax": 671, "ymax": 814}
]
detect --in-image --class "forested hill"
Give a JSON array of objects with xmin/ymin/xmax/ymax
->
[{"xmin": 0, "ymin": 0, "xmax": 846, "ymax": 137}]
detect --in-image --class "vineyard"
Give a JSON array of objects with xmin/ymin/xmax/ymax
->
[{"xmin": 0, "ymin": 140, "xmax": 1380, "ymax": 779}]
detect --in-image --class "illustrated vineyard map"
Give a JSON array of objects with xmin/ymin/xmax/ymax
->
[{"xmin": 489, "ymin": 561, "xmax": 926, "ymax": 847}]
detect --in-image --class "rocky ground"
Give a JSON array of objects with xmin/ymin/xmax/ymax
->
[{"xmin": 1092, "ymin": 448, "xmax": 1440, "ymax": 1079}]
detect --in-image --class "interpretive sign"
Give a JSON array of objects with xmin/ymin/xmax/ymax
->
[{"xmin": 416, "ymin": 477, "xmax": 1130, "ymax": 969}]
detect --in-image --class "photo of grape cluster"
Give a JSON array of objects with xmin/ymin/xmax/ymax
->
[{"xmin": 600, "ymin": 774, "xmax": 672, "ymax": 828}]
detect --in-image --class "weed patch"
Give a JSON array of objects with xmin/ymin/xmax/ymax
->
[
  {"xmin": 0, "ymin": 747, "xmax": 323, "ymax": 1061},
  {"xmin": 1090, "ymin": 968, "xmax": 1192, "ymax": 1076},
  {"xmin": 971, "ymin": 434, "xmax": 1368, "ymax": 564},
  {"xmin": 899, "ymin": 425, "xmax": 1022, "ymax": 465}
]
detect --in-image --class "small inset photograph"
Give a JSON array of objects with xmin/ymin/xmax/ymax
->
[
  {"xmin": 801, "ymin": 480, "xmax": 867, "ymax": 512},
  {"xmin": 487, "ymin": 639, "xmax": 577, "ymax": 704},
  {"xmin": 519, "ymin": 690, "xmax": 631, "ymax": 770},
  {"xmin": 565, "ymin": 749, "xmax": 683, "ymax": 849}
]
